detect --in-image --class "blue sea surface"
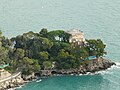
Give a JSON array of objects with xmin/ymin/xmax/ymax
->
[{"xmin": 0, "ymin": 0, "xmax": 120, "ymax": 90}]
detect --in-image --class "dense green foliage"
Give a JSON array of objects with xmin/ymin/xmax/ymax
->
[{"xmin": 0, "ymin": 29, "xmax": 106, "ymax": 75}]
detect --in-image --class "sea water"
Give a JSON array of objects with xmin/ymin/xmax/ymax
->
[{"xmin": 0, "ymin": 0, "xmax": 120, "ymax": 90}]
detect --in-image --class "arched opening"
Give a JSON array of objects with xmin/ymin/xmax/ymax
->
[
  {"xmin": 35, "ymin": 72, "xmax": 41, "ymax": 77},
  {"xmin": 51, "ymin": 71, "xmax": 57, "ymax": 74}
]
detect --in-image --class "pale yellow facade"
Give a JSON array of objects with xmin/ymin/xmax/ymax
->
[{"xmin": 67, "ymin": 29, "xmax": 85, "ymax": 45}]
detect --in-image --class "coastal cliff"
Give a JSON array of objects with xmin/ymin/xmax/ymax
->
[
  {"xmin": 0, "ymin": 58, "xmax": 115, "ymax": 90},
  {"xmin": 40, "ymin": 58, "xmax": 116, "ymax": 76}
]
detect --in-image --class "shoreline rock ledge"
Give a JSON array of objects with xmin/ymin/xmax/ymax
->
[
  {"xmin": 0, "ymin": 58, "xmax": 116, "ymax": 90},
  {"xmin": 40, "ymin": 58, "xmax": 116, "ymax": 76},
  {"xmin": 0, "ymin": 75, "xmax": 24, "ymax": 90}
]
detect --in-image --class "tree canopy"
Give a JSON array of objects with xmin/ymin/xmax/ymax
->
[{"xmin": 0, "ymin": 29, "xmax": 107, "ymax": 75}]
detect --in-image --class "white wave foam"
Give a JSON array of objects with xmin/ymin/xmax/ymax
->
[
  {"xmin": 110, "ymin": 62, "xmax": 120, "ymax": 69},
  {"xmin": 77, "ymin": 71, "xmax": 110, "ymax": 76},
  {"xmin": 80, "ymin": 63, "xmax": 120, "ymax": 76},
  {"xmin": 97, "ymin": 70, "xmax": 114, "ymax": 75},
  {"xmin": 115, "ymin": 62, "xmax": 120, "ymax": 66},
  {"xmin": 97, "ymin": 62, "xmax": 120, "ymax": 75},
  {"xmin": 70, "ymin": 62, "xmax": 120, "ymax": 76}
]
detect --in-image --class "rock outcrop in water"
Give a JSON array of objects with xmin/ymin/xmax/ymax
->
[{"xmin": 40, "ymin": 58, "xmax": 116, "ymax": 76}]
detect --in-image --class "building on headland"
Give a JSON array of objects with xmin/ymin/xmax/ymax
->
[{"xmin": 66, "ymin": 29, "xmax": 85, "ymax": 45}]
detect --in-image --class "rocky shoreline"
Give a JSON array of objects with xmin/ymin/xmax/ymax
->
[
  {"xmin": 0, "ymin": 75, "xmax": 24, "ymax": 90},
  {"xmin": 0, "ymin": 58, "xmax": 116, "ymax": 90},
  {"xmin": 40, "ymin": 58, "xmax": 116, "ymax": 76}
]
